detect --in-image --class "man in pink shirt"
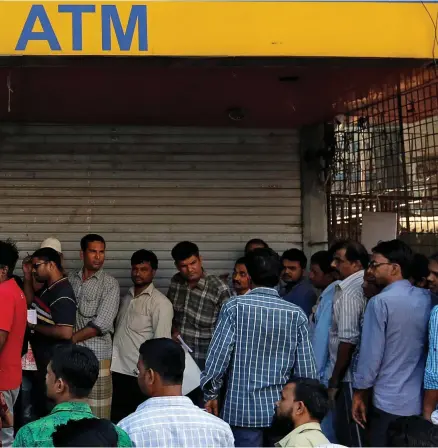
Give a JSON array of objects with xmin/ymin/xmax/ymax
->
[{"xmin": 0, "ymin": 240, "xmax": 27, "ymax": 446}]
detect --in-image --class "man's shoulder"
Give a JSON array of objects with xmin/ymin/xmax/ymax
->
[
  {"xmin": 100, "ymin": 271, "xmax": 120, "ymax": 286},
  {"xmin": 151, "ymin": 288, "xmax": 173, "ymax": 307},
  {"xmin": 204, "ymin": 274, "xmax": 229, "ymax": 291}
]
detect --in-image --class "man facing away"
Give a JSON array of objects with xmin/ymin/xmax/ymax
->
[
  {"xmin": 13, "ymin": 345, "xmax": 131, "ymax": 447},
  {"xmin": 68, "ymin": 234, "xmax": 120, "ymax": 419},
  {"xmin": 352, "ymin": 240, "xmax": 431, "ymax": 447},
  {"xmin": 111, "ymin": 250, "xmax": 174, "ymax": 423},
  {"xmin": 201, "ymin": 248, "xmax": 317, "ymax": 447},
  {"xmin": 26, "ymin": 248, "xmax": 77, "ymax": 419},
  {"xmin": 118, "ymin": 338, "xmax": 234, "ymax": 448},
  {"xmin": 0, "ymin": 240, "xmax": 27, "ymax": 447},
  {"xmin": 167, "ymin": 241, "xmax": 231, "ymax": 370},
  {"xmin": 280, "ymin": 249, "xmax": 317, "ymax": 318},
  {"xmin": 231, "ymin": 257, "xmax": 251, "ymax": 296},
  {"xmin": 327, "ymin": 239, "xmax": 368, "ymax": 446},
  {"xmin": 275, "ymin": 378, "xmax": 330, "ymax": 448}
]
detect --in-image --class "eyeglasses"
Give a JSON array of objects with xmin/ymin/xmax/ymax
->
[
  {"xmin": 368, "ymin": 261, "xmax": 393, "ymax": 270},
  {"xmin": 32, "ymin": 261, "xmax": 48, "ymax": 270}
]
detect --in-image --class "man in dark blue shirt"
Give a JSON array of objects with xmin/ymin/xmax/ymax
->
[{"xmin": 280, "ymin": 249, "xmax": 317, "ymax": 317}]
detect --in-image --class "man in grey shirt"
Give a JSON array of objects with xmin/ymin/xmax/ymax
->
[
  {"xmin": 326, "ymin": 239, "xmax": 368, "ymax": 446},
  {"xmin": 69, "ymin": 234, "xmax": 120, "ymax": 419}
]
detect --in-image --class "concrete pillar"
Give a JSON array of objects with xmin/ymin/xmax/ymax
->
[{"xmin": 300, "ymin": 123, "xmax": 330, "ymax": 260}]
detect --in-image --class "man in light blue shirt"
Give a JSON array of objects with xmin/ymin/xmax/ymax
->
[
  {"xmin": 308, "ymin": 251, "xmax": 339, "ymax": 443},
  {"xmin": 352, "ymin": 240, "xmax": 431, "ymax": 447}
]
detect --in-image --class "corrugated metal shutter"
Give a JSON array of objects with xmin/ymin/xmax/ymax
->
[{"xmin": 0, "ymin": 124, "xmax": 301, "ymax": 293}]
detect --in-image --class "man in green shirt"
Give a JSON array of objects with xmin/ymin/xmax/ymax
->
[{"xmin": 13, "ymin": 345, "xmax": 132, "ymax": 447}]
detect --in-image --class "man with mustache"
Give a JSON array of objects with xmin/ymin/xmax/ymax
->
[
  {"xmin": 111, "ymin": 250, "xmax": 173, "ymax": 423},
  {"xmin": 232, "ymin": 258, "xmax": 251, "ymax": 296},
  {"xmin": 69, "ymin": 234, "xmax": 120, "ymax": 419}
]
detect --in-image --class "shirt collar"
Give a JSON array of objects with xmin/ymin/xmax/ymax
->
[
  {"xmin": 137, "ymin": 396, "xmax": 194, "ymax": 411},
  {"xmin": 175, "ymin": 271, "xmax": 208, "ymax": 290},
  {"xmin": 338, "ymin": 270, "xmax": 364, "ymax": 290},
  {"xmin": 276, "ymin": 422, "xmax": 323, "ymax": 447},
  {"xmin": 76, "ymin": 268, "xmax": 104, "ymax": 281},
  {"xmin": 379, "ymin": 279, "xmax": 412, "ymax": 294},
  {"xmin": 322, "ymin": 280, "xmax": 341, "ymax": 296},
  {"xmin": 50, "ymin": 401, "xmax": 93, "ymax": 415},
  {"xmin": 129, "ymin": 283, "xmax": 155, "ymax": 298},
  {"xmin": 248, "ymin": 286, "xmax": 281, "ymax": 297}
]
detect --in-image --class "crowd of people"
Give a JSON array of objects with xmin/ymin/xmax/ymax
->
[{"xmin": 1, "ymin": 233, "xmax": 438, "ymax": 447}]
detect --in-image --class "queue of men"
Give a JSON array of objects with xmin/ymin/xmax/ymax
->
[{"xmin": 2, "ymin": 234, "xmax": 438, "ymax": 447}]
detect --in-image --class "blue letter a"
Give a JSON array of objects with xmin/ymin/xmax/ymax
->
[
  {"xmin": 16, "ymin": 5, "xmax": 61, "ymax": 51},
  {"xmin": 102, "ymin": 5, "xmax": 147, "ymax": 51}
]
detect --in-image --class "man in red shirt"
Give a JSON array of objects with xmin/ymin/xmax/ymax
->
[{"xmin": 0, "ymin": 240, "xmax": 27, "ymax": 446}]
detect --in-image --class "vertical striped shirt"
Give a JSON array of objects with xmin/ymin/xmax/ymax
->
[
  {"xmin": 328, "ymin": 270, "xmax": 366, "ymax": 383},
  {"xmin": 425, "ymin": 305, "xmax": 438, "ymax": 390},
  {"xmin": 201, "ymin": 287, "xmax": 317, "ymax": 428}
]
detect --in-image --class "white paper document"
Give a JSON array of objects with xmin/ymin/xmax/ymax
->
[
  {"xmin": 177, "ymin": 335, "xmax": 193, "ymax": 353},
  {"xmin": 27, "ymin": 309, "xmax": 37, "ymax": 325},
  {"xmin": 182, "ymin": 350, "xmax": 201, "ymax": 396}
]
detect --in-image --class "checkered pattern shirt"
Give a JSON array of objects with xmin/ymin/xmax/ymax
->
[
  {"xmin": 117, "ymin": 396, "xmax": 234, "ymax": 448},
  {"xmin": 69, "ymin": 269, "xmax": 120, "ymax": 361},
  {"xmin": 167, "ymin": 273, "xmax": 231, "ymax": 369},
  {"xmin": 201, "ymin": 287, "xmax": 317, "ymax": 427},
  {"xmin": 425, "ymin": 305, "xmax": 438, "ymax": 389}
]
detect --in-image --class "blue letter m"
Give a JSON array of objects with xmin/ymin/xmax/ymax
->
[{"xmin": 102, "ymin": 5, "xmax": 147, "ymax": 51}]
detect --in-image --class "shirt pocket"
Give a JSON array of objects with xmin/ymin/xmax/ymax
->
[{"xmin": 78, "ymin": 295, "xmax": 99, "ymax": 319}]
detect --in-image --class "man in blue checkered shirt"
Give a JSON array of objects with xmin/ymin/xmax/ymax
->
[{"xmin": 201, "ymin": 248, "xmax": 317, "ymax": 447}]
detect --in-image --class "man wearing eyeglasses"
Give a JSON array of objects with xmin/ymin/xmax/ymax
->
[
  {"xmin": 352, "ymin": 240, "xmax": 431, "ymax": 447},
  {"xmin": 27, "ymin": 247, "xmax": 77, "ymax": 419}
]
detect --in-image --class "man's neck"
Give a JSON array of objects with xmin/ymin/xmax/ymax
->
[
  {"xmin": 236, "ymin": 288, "xmax": 250, "ymax": 295},
  {"xmin": 385, "ymin": 276, "xmax": 404, "ymax": 286},
  {"xmin": 55, "ymin": 397, "xmax": 89, "ymax": 406},
  {"xmin": 82, "ymin": 267, "xmax": 99, "ymax": 281},
  {"xmin": 151, "ymin": 385, "xmax": 183, "ymax": 398},
  {"xmin": 48, "ymin": 272, "xmax": 64, "ymax": 287},
  {"xmin": 294, "ymin": 417, "xmax": 320, "ymax": 430},
  {"xmin": 134, "ymin": 283, "xmax": 152, "ymax": 296}
]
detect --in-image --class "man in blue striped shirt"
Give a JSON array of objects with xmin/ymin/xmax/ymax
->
[{"xmin": 201, "ymin": 248, "xmax": 317, "ymax": 447}]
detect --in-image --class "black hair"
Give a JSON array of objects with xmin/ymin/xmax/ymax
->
[
  {"xmin": 80, "ymin": 234, "xmax": 106, "ymax": 252},
  {"xmin": 50, "ymin": 345, "xmax": 99, "ymax": 399},
  {"xmin": 0, "ymin": 239, "xmax": 19, "ymax": 277},
  {"xmin": 430, "ymin": 252, "xmax": 438, "ymax": 263},
  {"xmin": 245, "ymin": 248, "xmax": 282, "ymax": 288},
  {"xmin": 310, "ymin": 250, "xmax": 335, "ymax": 275},
  {"xmin": 244, "ymin": 239, "xmax": 269, "ymax": 255},
  {"xmin": 329, "ymin": 239, "xmax": 369, "ymax": 270},
  {"xmin": 235, "ymin": 256, "xmax": 247, "ymax": 267},
  {"xmin": 281, "ymin": 248, "xmax": 308, "ymax": 269},
  {"xmin": 139, "ymin": 338, "xmax": 185, "ymax": 385},
  {"xmin": 52, "ymin": 418, "xmax": 118, "ymax": 447},
  {"xmin": 388, "ymin": 416, "xmax": 438, "ymax": 447},
  {"xmin": 290, "ymin": 377, "xmax": 329, "ymax": 422},
  {"xmin": 31, "ymin": 247, "xmax": 63, "ymax": 272},
  {"xmin": 372, "ymin": 239, "xmax": 413, "ymax": 279},
  {"xmin": 410, "ymin": 253, "xmax": 430, "ymax": 285},
  {"xmin": 131, "ymin": 249, "xmax": 158, "ymax": 271},
  {"xmin": 171, "ymin": 241, "xmax": 199, "ymax": 263}
]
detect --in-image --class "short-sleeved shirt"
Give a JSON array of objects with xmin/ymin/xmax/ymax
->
[
  {"xmin": 167, "ymin": 273, "xmax": 231, "ymax": 369},
  {"xmin": 30, "ymin": 277, "xmax": 77, "ymax": 371},
  {"xmin": 0, "ymin": 278, "xmax": 27, "ymax": 391},
  {"xmin": 111, "ymin": 283, "xmax": 174, "ymax": 377}
]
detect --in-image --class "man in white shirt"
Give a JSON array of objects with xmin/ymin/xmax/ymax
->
[
  {"xmin": 111, "ymin": 250, "xmax": 173, "ymax": 423},
  {"xmin": 118, "ymin": 338, "xmax": 234, "ymax": 448}
]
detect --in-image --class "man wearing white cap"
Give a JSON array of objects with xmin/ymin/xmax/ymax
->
[{"xmin": 23, "ymin": 238, "xmax": 63, "ymax": 307}]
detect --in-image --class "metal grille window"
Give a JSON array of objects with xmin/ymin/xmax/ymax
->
[{"xmin": 327, "ymin": 67, "xmax": 438, "ymax": 254}]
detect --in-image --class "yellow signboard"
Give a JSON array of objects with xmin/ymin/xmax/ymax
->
[{"xmin": 0, "ymin": 1, "xmax": 436, "ymax": 58}]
